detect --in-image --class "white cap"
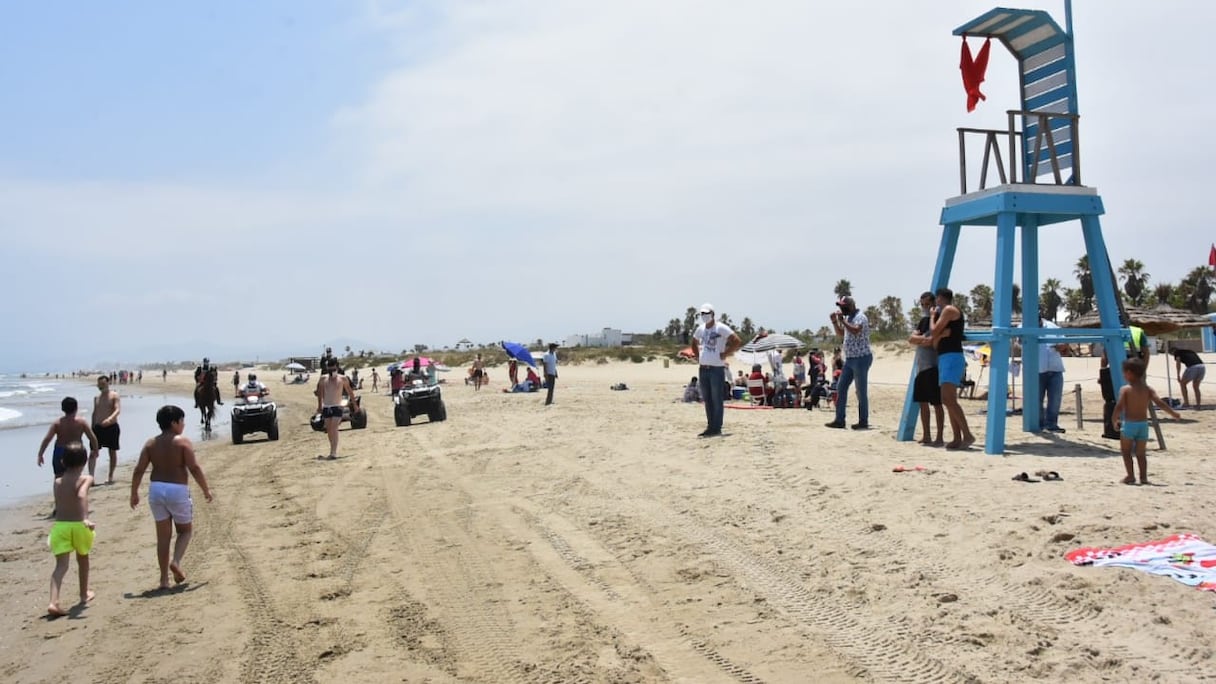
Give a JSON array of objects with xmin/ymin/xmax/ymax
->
[{"xmin": 699, "ymin": 302, "xmax": 714, "ymax": 314}]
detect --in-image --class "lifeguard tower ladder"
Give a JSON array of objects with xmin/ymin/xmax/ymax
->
[{"xmin": 897, "ymin": 5, "xmax": 1129, "ymax": 455}]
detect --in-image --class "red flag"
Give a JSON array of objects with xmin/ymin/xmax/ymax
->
[
  {"xmin": 1210, "ymin": 243, "xmax": 1216, "ymax": 267},
  {"xmin": 960, "ymin": 37, "xmax": 992, "ymax": 112}
]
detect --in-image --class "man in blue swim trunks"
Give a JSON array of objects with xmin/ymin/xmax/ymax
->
[
  {"xmin": 37, "ymin": 397, "xmax": 100, "ymax": 513},
  {"xmin": 929, "ymin": 288, "xmax": 975, "ymax": 450}
]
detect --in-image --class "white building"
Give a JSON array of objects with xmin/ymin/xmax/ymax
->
[{"xmin": 564, "ymin": 328, "xmax": 628, "ymax": 348}]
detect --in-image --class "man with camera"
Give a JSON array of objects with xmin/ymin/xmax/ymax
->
[{"xmin": 827, "ymin": 296, "xmax": 873, "ymax": 430}]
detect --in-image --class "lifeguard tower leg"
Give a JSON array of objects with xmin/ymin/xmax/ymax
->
[
  {"xmin": 984, "ymin": 212, "xmax": 1017, "ymax": 454},
  {"xmin": 1021, "ymin": 217, "xmax": 1042, "ymax": 433},
  {"xmin": 1081, "ymin": 216, "xmax": 1126, "ymax": 396},
  {"xmin": 898, "ymin": 223, "xmax": 962, "ymax": 442}
]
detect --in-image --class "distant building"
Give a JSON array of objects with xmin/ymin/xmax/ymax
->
[
  {"xmin": 454, "ymin": 338, "xmax": 475, "ymax": 351},
  {"xmin": 563, "ymin": 328, "xmax": 634, "ymax": 348}
]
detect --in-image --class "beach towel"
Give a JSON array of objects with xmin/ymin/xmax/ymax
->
[{"xmin": 1066, "ymin": 534, "xmax": 1216, "ymax": 592}]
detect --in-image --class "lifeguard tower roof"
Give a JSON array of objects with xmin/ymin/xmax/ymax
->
[
  {"xmin": 954, "ymin": 7, "xmax": 1078, "ymax": 186},
  {"xmin": 954, "ymin": 8, "xmax": 1074, "ymax": 114},
  {"xmin": 954, "ymin": 8, "xmax": 1066, "ymax": 59}
]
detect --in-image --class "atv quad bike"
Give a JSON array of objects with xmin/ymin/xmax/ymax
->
[
  {"xmin": 231, "ymin": 390, "xmax": 279, "ymax": 444},
  {"xmin": 394, "ymin": 378, "xmax": 447, "ymax": 426},
  {"xmin": 309, "ymin": 395, "xmax": 367, "ymax": 431}
]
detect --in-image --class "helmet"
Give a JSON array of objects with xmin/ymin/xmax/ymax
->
[{"xmin": 249, "ymin": 374, "xmax": 257, "ymax": 382}]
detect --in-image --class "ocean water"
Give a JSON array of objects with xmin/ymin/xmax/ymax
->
[{"xmin": 0, "ymin": 375, "xmax": 197, "ymax": 508}]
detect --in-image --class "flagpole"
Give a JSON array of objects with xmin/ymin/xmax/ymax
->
[{"xmin": 1064, "ymin": 0, "xmax": 1074, "ymax": 37}]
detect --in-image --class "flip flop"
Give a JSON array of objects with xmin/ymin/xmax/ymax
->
[
  {"xmin": 1012, "ymin": 472, "xmax": 1039, "ymax": 483},
  {"xmin": 1034, "ymin": 470, "xmax": 1063, "ymax": 481}
]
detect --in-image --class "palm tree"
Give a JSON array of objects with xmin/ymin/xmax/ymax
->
[
  {"xmin": 1153, "ymin": 282, "xmax": 1174, "ymax": 306},
  {"xmin": 864, "ymin": 305, "xmax": 884, "ymax": 335},
  {"xmin": 1063, "ymin": 287, "xmax": 1088, "ymax": 320},
  {"xmin": 1074, "ymin": 255, "xmax": 1094, "ymax": 311},
  {"xmin": 739, "ymin": 317, "xmax": 756, "ymax": 340},
  {"xmin": 879, "ymin": 296, "xmax": 907, "ymax": 336},
  {"xmin": 1040, "ymin": 278, "xmax": 1064, "ymax": 321},
  {"xmin": 834, "ymin": 279, "xmax": 853, "ymax": 300},
  {"xmin": 681, "ymin": 307, "xmax": 697, "ymax": 338},
  {"xmin": 1179, "ymin": 266, "xmax": 1215, "ymax": 314},
  {"xmin": 953, "ymin": 293, "xmax": 972, "ymax": 321},
  {"xmin": 969, "ymin": 284, "xmax": 994, "ymax": 321},
  {"xmin": 1118, "ymin": 258, "xmax": 1150, "ymax": 306}
]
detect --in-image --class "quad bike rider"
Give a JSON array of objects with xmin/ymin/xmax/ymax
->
[
  {"xmin": 232, "ymin": 373, "xmax": 278, "ymax": 444},
  {"xmin": 240, "ymin": 373, "xmax": 268, "ymax": 398}
]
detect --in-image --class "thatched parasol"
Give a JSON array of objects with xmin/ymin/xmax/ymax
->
[{"xmin": 1062, "ymin": 304, "xmax": 1214, "ymax": 336}]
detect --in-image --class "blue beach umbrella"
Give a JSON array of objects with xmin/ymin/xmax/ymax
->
[{"xmin": 500, "ymin": 341, "xmax": 537, "ymax": 368}]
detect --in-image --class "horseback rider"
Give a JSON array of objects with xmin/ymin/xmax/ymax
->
[{"xmin": 193, "ymin": 358, "xmax": 223, "ymax": 408}]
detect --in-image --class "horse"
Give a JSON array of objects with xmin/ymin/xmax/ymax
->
[{"xmin": 195, "ymin": 381, "xmax": 219, "ymax": 432}]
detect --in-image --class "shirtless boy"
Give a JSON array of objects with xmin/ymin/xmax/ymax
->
[
  {"xmin": 92, "ymin": 375, "xmax": 122, "ymax": 484},
  {"xmin": 472, "ymin": 354, "xmax": 485, "ymax": 391},
  {"xmin": 316, "ymin": 358, "xmax": 359, "ymax": 459},
  {"xmin": 130, "ymin": 405, "xmax": 214, "ymax": 590},
  {"xmin": 1113, "ymin": 358, "xmax": 1180, "ymax": 485},
  {"xmin": 37, "ymin": 397, "xmax": 100, "ymax": 507},
  {"xmin": 47, "ymin": 442, "xmax": 96, "ymax": 617}
]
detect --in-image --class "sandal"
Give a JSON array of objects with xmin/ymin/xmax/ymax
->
[
  {"xmin": 1034, "ymin": 470, "xmax": 1063, "ymax": 481},
  {"xmin": 1012, "ymin": 472, "xmax": 1039, "ymax": 482}
]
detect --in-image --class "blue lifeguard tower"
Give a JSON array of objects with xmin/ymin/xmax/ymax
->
[{"xmin": 897, "ymin": 3, "xmax": 1130, "ymax": 454}]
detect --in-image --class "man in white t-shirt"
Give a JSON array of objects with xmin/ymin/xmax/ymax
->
[
  {"xmin": 690, "ymin": 303, "xmax": 742, "ymax": 437},
  {"xmin": 1038, "ymin": 318, "xmax": 1067, "ymax": 433},
  {"xmin": 768, "ymin": 348, "xmax": 787, "ymax": 391},
  {"xmin": 542, "ymin": 343, "xmax": 559, "ymax": 405}
]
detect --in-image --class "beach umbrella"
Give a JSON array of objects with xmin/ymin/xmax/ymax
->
[
  {"xmin": 501, "ymin": 341, "xmax": 537, "ymax": 367},
  {"xmin": 739, "ymin": 333, "xmax": 804, "ymax": 353},
  {"xmin": 735, "ymin": 333, "xmax": 804, "ymax": 366},
  {"xmin": 285, "ymin": 362, "xmax": 306, "ymax": 371}
]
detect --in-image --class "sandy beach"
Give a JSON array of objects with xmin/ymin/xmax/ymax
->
[{"xmin": 1, "ymin": 355, "xmax": 1213, "ymax": 683}]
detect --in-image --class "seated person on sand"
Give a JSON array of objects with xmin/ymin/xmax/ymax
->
[
  {"xmin": 683, "ymin": 377, "xmax": 702, "ymax": 403},
  {"xmin": 525, "ymin": 367, "xmax": 542, "ymax": 392},
  {"xmin": 734, "ymin": 370, "xmax": 747, "ymax": 387}
]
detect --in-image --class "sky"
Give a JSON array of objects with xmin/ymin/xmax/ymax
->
[{"xmin": 2, "ymin": 0, "xmax": 1213, "ymax": 371}]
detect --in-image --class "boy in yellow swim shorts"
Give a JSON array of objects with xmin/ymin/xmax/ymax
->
[
  {"xmin": 47, "ymin": 442, "xmax": 96, "ymax": 617},
  {"xmin": 1113, "ymin": 358, "xmax": 1180, "ymax": 486}
]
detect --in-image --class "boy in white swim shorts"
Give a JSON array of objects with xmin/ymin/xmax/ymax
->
[{"xmin": 130, "ymin": 405, "xmax": 214, "ymax": 590}]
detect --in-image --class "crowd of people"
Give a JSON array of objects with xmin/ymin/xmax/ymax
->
[{"xmin": 687, "ymin": 289, "xmax": 1207, "ymax": 463}]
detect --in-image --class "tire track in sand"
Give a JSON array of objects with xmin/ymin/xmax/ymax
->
[
  {"xmin": 544, "ymin": 474, "xmax": 967, "ymax": 684},
  {"xmin": 746, "ymin": 439, "xmax": 1207, "ymax": 678},
  {"xmin": 384, "ymin": 435, "xmax": 532, "ymax": 684}
]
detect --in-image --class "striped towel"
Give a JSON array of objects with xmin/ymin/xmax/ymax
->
[{"xmin": 1066, "ymin": 533, "xmax": 1216, "ymax": 592}]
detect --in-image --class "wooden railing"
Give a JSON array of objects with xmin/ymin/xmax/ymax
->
[{"xmin": 956, "ymin": 110, "xmax": 1081, "ymax": 195}]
